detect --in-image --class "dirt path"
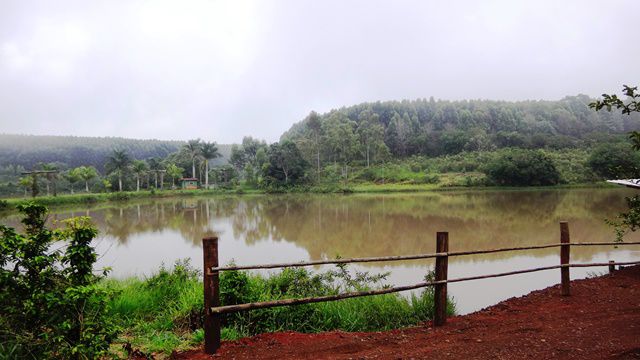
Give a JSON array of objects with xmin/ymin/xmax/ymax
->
[{"xmin": 176, "ymin": 266, "xmax": 640, "ymax": 359}]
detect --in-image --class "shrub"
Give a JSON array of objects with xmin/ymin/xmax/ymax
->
[
  {"xmin": 587, "ymin": 142, "xmax": 640, "ymax": 179},
  {"xmin": 0, "ymin": 203, "xmax": 118, "ymax": 359},
  {"xmin": 483, "ymin": 149, "xmax": 561, "ymax": 186}
]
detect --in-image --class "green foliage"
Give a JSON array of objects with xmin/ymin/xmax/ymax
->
[
  {"xmin": 589, "ymin": 85, "xmax": 640, "ymax": 115},
  {"xmin": 590, "ymin": 84, "xmax": 640, "ymax": 242},
  {"xmin": 107, "ymin": 259, "xmax": 454, "ymax": 355},
  {"xmin": 0, "ymin": 203, "xmax": 118, "ymax": 359},
  {"xmin": 484, "ymin": 149, "xmax": 561, "ymax": 186},
  {"xmin": 283, "ymin": 95, "xmax": 640, "ymax": 165},
  {"xmin": 606, "ymin": 195, "xmax": 640, "ymax": 242},
  {"xmin": 262, "ymin": 141, "xmax": 310, "ymax": 187},
  {"xmin": 587, "ymin": 142, "xmax": 640, "ymax": 179}
]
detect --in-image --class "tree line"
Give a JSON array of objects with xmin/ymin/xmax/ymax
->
[{"xmin": 2, "ymin": 93, "xmax": 640, "ymax": 196}]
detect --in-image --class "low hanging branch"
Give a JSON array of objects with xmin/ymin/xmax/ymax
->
[
  {"xmin": 211, "ymin": 241, "xmax": 640, "ymax": 272},
  {"xmin": 210, "ymin": 260, "xmax": 640, "ymax": 314}
]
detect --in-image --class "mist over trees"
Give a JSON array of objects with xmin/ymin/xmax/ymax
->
[
  {"xmin": 282, "ymin": 95, "xmax": 640, "ymax": 164},
  {"xmin": 0, "ymin": 134, "xmax": 231, "ymax": 171}
]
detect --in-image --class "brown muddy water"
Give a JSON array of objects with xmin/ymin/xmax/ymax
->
[{"xmin": 2, "ymin": 188, "xmax": 639, "ymax": 314}]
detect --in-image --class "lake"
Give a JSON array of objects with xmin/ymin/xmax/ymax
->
[{"xmin": 2, "ymin": 188, "xmax": 639, "ymax": 314}]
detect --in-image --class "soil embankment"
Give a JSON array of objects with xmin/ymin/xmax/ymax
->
[{"xmin": 176, "ymin": 266, "xmax": 640, "ymax": 359}]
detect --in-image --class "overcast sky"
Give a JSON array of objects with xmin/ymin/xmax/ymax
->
[{"xmin": 1, "ymin": 0, "xmax": 639, "ymax": 144}]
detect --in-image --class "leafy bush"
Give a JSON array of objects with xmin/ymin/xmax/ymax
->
[
  {"xmin": 587, "ymin": 142, "xmax": 640, "ymax": 179},
  {"xmin": 0, "ymin": 200, "xmax": 8, "ymax": 211},
  {"xmin": 0, "ymin": 203, "xmax": 118, "ymax": 359},
  {"xmin": 483, "ymin": 149, "xmax": 561, "ymax": 186}
]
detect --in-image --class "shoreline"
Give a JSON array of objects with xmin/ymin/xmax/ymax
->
[{"xmin": 0, "ymin": 181, "xmax": 619, "ymax": 212}]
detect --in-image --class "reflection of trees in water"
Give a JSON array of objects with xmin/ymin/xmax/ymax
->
[
  {"xmin": 229, "ymin": 191, "xmax": 640, "ymax": 262},
  {"xmin": 2, "ymin": 189, "xmax": 638, "ymax": 262}
]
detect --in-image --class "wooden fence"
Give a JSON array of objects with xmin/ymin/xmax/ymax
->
[{"xmin": 201, "ymin": 221, "xmax": 640, "ymax": 354}]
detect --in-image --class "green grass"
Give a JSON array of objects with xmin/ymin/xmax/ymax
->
[
  {"xmin": 0, "ymin": 188, "xmax": 262, "ymax": 210},
  {"xmin": 103, "ymin": 260, "xmax": 455, "ymax": 357}
]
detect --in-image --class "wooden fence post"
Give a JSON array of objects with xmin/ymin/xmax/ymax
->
[
  {"xmin": 609, "ymin": 260, "xmax": 616, "ymax": 274},
  {"xmin": 203, "ymin": 237, "xmax": 221, "ymax": 354},
  {"xmin": 560, "ymin": 222, "xmax": 570, "ymax": 296},
  {"xmin": 434, "ymin": 232, "xmax": 449, "ymax": 326}
]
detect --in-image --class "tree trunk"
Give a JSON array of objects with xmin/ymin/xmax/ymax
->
[
  {"xmin": 46, "ymin": 182, "xmax": 50, "ymax": 196},
  {"xmin": 136, "ymin": 175, "xmax": 140, "ymax": 191},
  {"xmin": 85, "ymin": 180, "xmax": 89, "ymax": 192},
  {"xmin": 118, "ymin": 175, "xmax": 123, "ymax": 192},
  {"xmin": 154, "ymin": 173, "xmax": 158, "ymax": 189},
  {"xmin": 205, "ymin": 160, "xmax": 209, "ymax": 189},
  {"xmin": 160, "ymin": 173, "xmax": 164, "ymax": 190},
  {"xmin": 366, "ymin": 143, "xmax": 370, "ymax": 168},
  {"xmin": 316, "ymin": 134, "xmax": 320, "ymax": 181},
  {"xmin": 192, "ymin": 159, "xmax": 196, "ymax": 178}
]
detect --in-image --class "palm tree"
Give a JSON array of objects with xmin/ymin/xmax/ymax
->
[
  {"xmin": 18, "ymin": 177, "xmax": 31, "ymax": 197},
  {"xmin": 75, "ymin": 166, "xmax": 98, "ymax": 192},
  {"xmin": 105, "ymin": 149, "xmax": 132, "ymax": 192},
  {"xmin": 132, "ymin": 160, "xmax": 148, "ymax": 192},
  {"xmin": 200, "ymin": 142, "xmax": 221, "ymax": 189},
  {"xmin": 181, "ymin": 139, "xmax": 202, "ymax": 178},
  {"xmin": 64, "ymin": 168, "xmax": 81, "ymax": 194},
  {"xmin": 166, "ymin": 163, "xmax": 183, "ymax": 189}
]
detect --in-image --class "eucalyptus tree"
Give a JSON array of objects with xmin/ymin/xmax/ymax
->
[
  {"xmin": 180, "ymin": 139, "xmax": 202, "ymax": 178},
  {"xmin": 132, "ymin": 160, "xmax": 149, "ymax": 192},
  {"xmin": 105, "ymin": 149, "xmax": 132, "ymax": 192},
  {"xmin": 74, "ymin": 166, "xmax": 98, "ymax": 192},
  {"xmin": 357, "ymin": 109, "xmax": 385, "ymax": 167},
  {"xmin": 200, "ymin": 142, "xmax": 221, "ymax": 189}
]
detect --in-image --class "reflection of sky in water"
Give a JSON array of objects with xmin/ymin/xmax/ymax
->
[{"xmin": 3, "ymin": 188, "xmax": 640, "ymax": 314}]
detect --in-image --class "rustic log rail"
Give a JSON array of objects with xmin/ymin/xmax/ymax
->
[
  {"xmin": 202, "ymin": 222, "xmax": 640, "ymax": 354},
  {"xmin": 210, "ymin": 241, "xmax": 640, "ymax": 271}
]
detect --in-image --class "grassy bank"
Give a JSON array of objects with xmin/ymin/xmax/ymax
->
[
  {"xmin": 103, "ymin": 260, "xmax": 455, "ymax": 357},
  {"xmin": 0, "ymin": 187, "xmax": 261, "ymax": 210}
]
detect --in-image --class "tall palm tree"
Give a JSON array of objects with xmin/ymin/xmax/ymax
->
[
  {"xmin": 181, "ymin": 139, "xmax": 202, "ymax": 178},
  {"xmin": 132, "ymin": 160, "xmax": 148, "ymax": 192},
  {"xmin": 105, "ymin": 149, "xmax": 132, "ymax": 192},
  {"xmin": 200, "ymin": 142, "xmax": 221, "ymax": 189},
  {"xmin": 64, "ymin": 168, "xmax": 81, "ymax": 194}
]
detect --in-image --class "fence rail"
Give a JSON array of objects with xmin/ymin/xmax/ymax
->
[
  {"xmin": 209, "ymin": 241, "xmax": 640, "ymax": 272},
  {"xmin": 201, "ymin": 222, "xmax": 640, "ymax": 354}
]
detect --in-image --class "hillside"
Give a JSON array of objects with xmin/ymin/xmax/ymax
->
[
  {"xmin": 0, "ymin": 134, "xmax": 231, "ymax": 171},
  {"xmin": 281, "ymin": 95, "xmax": 640, "ymax": 160}
]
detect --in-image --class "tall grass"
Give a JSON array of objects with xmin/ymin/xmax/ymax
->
[{"xmin": 103, "ymin": 260, "xmax": 455, "ymax": 355}]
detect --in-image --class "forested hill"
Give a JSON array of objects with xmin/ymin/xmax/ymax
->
[
  {"xmin": 281, "ymin": 95, "xmax": 640, "ymax": 159},
  {"xmin": 0, "ymin": 134, "xmax": 231, "ymax": 171}
]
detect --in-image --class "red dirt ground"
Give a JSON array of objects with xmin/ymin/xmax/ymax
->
[{"xmin": 174, "ymin": 266, "xmax": 640, "ymax": 359}]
